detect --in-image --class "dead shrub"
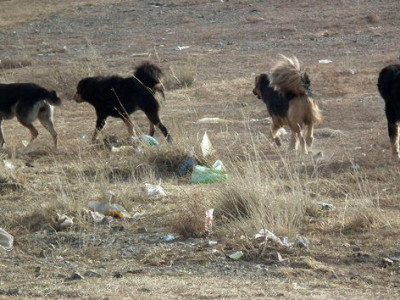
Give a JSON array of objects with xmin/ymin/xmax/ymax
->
[
  {"xmin": 0, "ymin": 57, "xmax": 32, "ymax": 69},
  {"xmin": 164, "ymin": 64, "xmax": 196, "ymax": 89}
]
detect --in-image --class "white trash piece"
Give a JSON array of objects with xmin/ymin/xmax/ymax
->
[
  {"xmin": 254, "ymin": 229, "xmax": 284, "ymax": 246},
  {"xmin": 318, "ymin": 59, "xmax": 332, "ymax": 64},
  {"xmin": 205, "ymin": 208, "xmax": 214, "ymax": 234},
  {"xmin": 56, "ymin": 213, "xmax": 74, "ymax": 229},
  {"xmin": 88, "ymin": 201, "xmax": 131, "ymax": 218},
  {"xmin": 0, "ymin": 228, "xmax": 13, "ymax": 251},
  {"xmin": 143, "ymin": 183, "xmax": 166, "ymax": 199},
  {"xmin": 201, "ymin": 132, "xmax": 215, "ymax": 157}
]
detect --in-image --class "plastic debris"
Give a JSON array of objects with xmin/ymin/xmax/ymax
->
[
  {"xmin": 132, "ymin": 135, "xmax": 159, "ymax": 147},
  {"xmin": 0, "ymin": 228, "xmax": 13, "ymax": 251},
  {"xmin": 208, "ymin": 240, "xmax": 218, "ymax": 246},
  {"xmin": 88, "ymin": 201, "xmax": 131, "ymax": 218},
  {"xmin": 196, "ymin": 117, "xmax": 228, "ymax": 124},
  {"xmin": 56, "ymin": 213, "xmax": 74, "ymax": 229},
  {"xmin": 191, "ymin": 160, "xmax": 227, "ymax": 183},
  {"xmin": 177, "ymin": 158, "xmax": 196, "ymax": 176},
  {"xmin": 3, "ymin": 160, "xmax": 15, "ymax": 170},
  {"xmin": 21, "ymin": 140, "xmax": 29, "ymax": 147},
  {"xmin": 176, "ymin": 46, "xmax": 190, "ymax": 50},
  {"xmin": 201, "ymin": 132, "xmax": 215, "ymax": 157},
  {"xmin": 143, "ymin": 183, "xmax": 166, "ymax": 199},
  {"xmin": 319, "ymin": 59, "xmax": 332, "ymax": 64},
  {"xmin": 205, "ymin": 208, "xmax": 214, "ymax": 234},
  {"xmin": 277, "ymin": 128, "xmax": 288, "ymax": 136},
  {"xmin": 227, "ymin": 251, "xmax": 244, "ymax": 260},
  {"xmin": 254, "ymin": 229, "xmax": 284, "ymax": 246},
  {"xmin": 316, "ymin": 202, "xmax": 335, "ymax": 211},
  {"xmin": 162, "ymin": 235, "xmax": 176, "ymax": 242}
]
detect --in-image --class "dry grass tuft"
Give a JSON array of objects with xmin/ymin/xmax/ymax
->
[
  {"xmin": 164, "ymin": 63, "xmax": 196, "ymax": 89},
  {"xmin": 0, "ymin": 57, "xmax": 32, "ymax": 69}
]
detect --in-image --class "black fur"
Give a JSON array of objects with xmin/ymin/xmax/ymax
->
[
  {"xmin": 0, "ymin": 83, "xmax": 61, "ymax": 148},
  {"xmin": 73, "ymin": 75, "xmax": 170, "ymax": 142},
  {"xmin": 134, "ymin": 61, "xmax": 163, "ymax": 89},
  {"xmin": 377, "ymin": 64, "xmax": 400, "ymax": 156},
  {"xmin": 253, "ymin": 73, "xmax": 297, "ymax": 118}
]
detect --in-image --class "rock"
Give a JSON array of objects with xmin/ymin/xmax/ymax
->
[
  {"xmin": 382, "ymin": 258, "xmax": 394, "ymax": 267},
  {"xmin": 70, "ymin": 271, "xmax": 84, "ymax": 280},
  {"xmin": 0, "ymin": 228, "xmax": 13, "ymax": 251},
  {"xmin": 113, "ymin": 272, "xmax": 123, "ymax": 278},
  {"xmin": 6, "ymin": 288, "xmax": 22, "ymax": 296},
  {"xmin": 136, "ymin": 227, "xmax": 148, "ymax": 233},
  {"xmin": 84, "ymin": 270, "xmax": 102, "ymax": 278},
  {"xmin": 316, "ymin": 202, "xmax": 335, "ymax": 211},
  {"xmin": 227, "ymin": 251, "xmax": 244, "ymax": 260},
  {"xmin": 295, "ymin": 235, "xmax": 310, "ymax": 248}
]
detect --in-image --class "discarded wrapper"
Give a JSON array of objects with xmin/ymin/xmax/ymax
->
[
  {"xmin": 0, "ymin": 228, "xmax": 13, "ymax": 251},
  {"xmin": 205, "ymin": 208, "xmax": 214, "ymax": 234},
  {"xmin": 88, "ymin": 201, "xmax": 131, "ymax": 218},
  {"xmin": 143, "ymin": 183, "xmax": 166, "ymax": 199}
]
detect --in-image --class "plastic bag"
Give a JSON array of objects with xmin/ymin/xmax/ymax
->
[
  {"xmin": 191, "ymin": 160, "xmax": 227, "ymax": 183},
  {"xmin": 88, "ymin": 201, "xmax": 131, "ymax": 218}
]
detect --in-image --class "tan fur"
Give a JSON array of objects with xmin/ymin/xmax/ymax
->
[{"xmin": 270, "ymin": 55, "xmax": 307, "ymax": 96}]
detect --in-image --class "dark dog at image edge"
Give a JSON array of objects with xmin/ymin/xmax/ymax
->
[
  {"xmin": 0, "ymin": 83, "xmax": 61, "ymax": 149},
  {"xmin": 73, "ymin": 62, "xmax": 171, "ymax": 143},
  {"xmin": 252, "ymin": 55, "xmax": 321, "ymax": 154},
  {"xmin": 378, "ymin": 63, "xmax": 400, "ymax": 159}
]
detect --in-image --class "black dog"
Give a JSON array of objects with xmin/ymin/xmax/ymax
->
[
  {"xmin": 378, "ymin": 63, "xmax": 400, "ymax": 158},
  {"xmin": 73, "ymin": 74, "xmax": 170, "ymax": 143},
  {"xmin": 0, "ymin": 83, "xmax": 61, "ymax": 149}
]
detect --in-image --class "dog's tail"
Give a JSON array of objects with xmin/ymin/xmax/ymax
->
[
  {"xmin": 47, "ymin": 90, "xmax": 62, "ymax": 106},
  {"xmin": 270, "ymin": 55, "xmax": 308, "ymax": 96},
  {"xmin": 134, "ymin": 61, "xmax": 165, "ymax": 102}
]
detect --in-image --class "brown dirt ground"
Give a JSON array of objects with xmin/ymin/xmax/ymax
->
[{"xmin": 1, "ymin": 0, "xmax": 400, "ymax": 299}]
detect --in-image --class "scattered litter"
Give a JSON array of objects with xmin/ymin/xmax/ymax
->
[
  {"xmin": 196, "ymin": 117, "xmax": 228, "ymax": 124},
  {"xmin": 162, "ymin": 235, "xmax": 176, "ymax": 242},
  {"xmin": 87, "ymin": 210, "xmax": 106, "ymax": 223},
  {"xmin": 352, "ymin": 163, "xmax": 361, "ymax": 171},
  {"xmin": 201, "ymin": 132, "xmax": 215, "ymax": 157},
  {"xmin": 103, "ymin": 135, "xmax": 122, "ymax": 150},
  {"xmin": 88, "ymin": 201, "xmax": 131, "ymax": 218},
  {"xmin": 281, "ymin": 236, "xmax": 290, "ymax": 246},
  {"xmin": 69, "ymin": 271, "xmax": 84, "ymax": 280},
  {"xmin": 227, "ymin": 251, "xmax": 244, "ymax": 260},
  {"xmin": 84, "ymin": 270, "xmax": 102, "ymax": 278},
  {"xmin": 316, "ymin": 202, "xmax": 335, "ymax": 211},
  {"xmin": 176, "ymin": 46, "xmax": 190, "ymax": 51},
  {"xmin": 274, "ymin": 251, "xmax": 284, "ymax": 262},
  {"xmin": 191, "ymin": 160, "xmax": 227, "ymax": 183},
  {"xmin": 3, "ymin": 160, "xmax": 15, "ymax": 170},
  {"xmin": 111, "ymin": 145, "xmax": 133, "ymax": 153},
  {"xmin": 254, "ymin": 229, "xmax": 284, "ymax": 246},
  {"xmin": 132, "ymin": 135, "xmax": 159, "ymax": 147},
  {"xmin": 389, "ymin": 256, "xmax": 400, "ymax": 262},
  {"xmin": 177, "ymin": 158, "xmax": 196, "ymax": 176},
  {"xmin": 382, "ymin": 258, "xmax": 394, "ymax": 267},
  {"xmin": 205, "ymin": 208, "xmax": 214, "ymax": 234},
  {"xmin": 319, "ymin": 59, "xmax": 332, "ymax": 64},
  {"xmin": 21, "ymin": 140, "xmax": 29, "ymax": 147},
  {"xmin": 128, "ymin": 212, "xmax": 145, "ymax": 222},
  {"xmin": 56, "ymin": 213, "xmax": 74, "ymax": 229},
  {"xmin": 143, "ymin": 183, "xmax": 166, "ymax": 199},
  {"xmin": 208, "ymin": 240, "xmax": 218, "ymax": 246},
  {"xmin": 0, "ymin": 228, "xmax": 13, "ymax": 251},
  {"xmin": 295, "ymin": 234, "xmax": 310, "ymax": 248}
]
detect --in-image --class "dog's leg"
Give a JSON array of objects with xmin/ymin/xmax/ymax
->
[
  {"xmin": 21, "ymin": 123, "xmax": 39, "ymax": 143},
  {"xmin": 0, "ymin": 118, "xmax": 4, "ymax": 150},
  {"xmin": 38, "ymin": 106, "xmax": 58, "ymax": 148},
  {"xmin": 149, "ymin": 122, "xmax": 155, "ymax": 136},
  {"xmin": 289, "ymin": 131, "xmax": 297, "ymax": 150},
  {"xmin": 306, "ymin": 124, "xmax": 314, "ymax": 147},
  {"xmin": 92, "ymin": 116, "xmax": 107, "ymax": 143},
  {"xmin": 388, "ymin": 122, "xmax": 399, "ymax": 158},
  {"xmin": 144, "ymin": 111, "xmax": 171, "ymax": 142},
  {"xmin": 39, "ymin": 116, "xmax": 58, "ymax": 149},
  {"xmin": 297, "ymin": 124, "xmax": 308, "ymax": 154},
  {"xmin": 270, "ymin": 122, "xmax": 282, "ymax": 147}
]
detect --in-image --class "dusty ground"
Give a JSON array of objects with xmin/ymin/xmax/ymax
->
[{"xmin": 1, "ymin": 0, "xmax": 400, "ymax": 299}]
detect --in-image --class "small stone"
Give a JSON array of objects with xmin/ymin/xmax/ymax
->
[
  {"xmin": 112, "ymin": 226, "xmax": 124, "ymax": 232},
  {"xmin": 70, "ymin": 271, "xmax": 84, "ymax": 280},
  {"xmin": 39, "ymin": 250, "xmax": 46, "ymax": 258},
  {"xmin": 136, "ymin": 227, "xmax": 148, "ymax": 233},
  {"xmin": 113, "ymin": 272, "xmax": 123, "ymax": 278},
  {"xmin": 382, "ymin": 258, "xmax": 394, "ymax": 267},
  {"xmin": 6, "ymin": 288, "xmax": 22, "ymax": 296},
  {"xmin": 84, "ymin": 270, "xmax": 102, "ymax": 278},
  {"xmin": 295, "ymin": 235, "xmax": 310, "ymax": 248}
]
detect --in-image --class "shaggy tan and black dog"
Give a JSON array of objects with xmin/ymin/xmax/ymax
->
[{"xmin": 253, "ymin": 55, "xmax": 321, "ymax": 154}]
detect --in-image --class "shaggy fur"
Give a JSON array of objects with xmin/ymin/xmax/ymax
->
[
  {"xmin": 377, "ymin": 63, "xmax": 400, "ymax": 158},
  {"xmin": 0, "ymin": 83, "xmax": 61, "ymax": 149},
  {"xmin": 73, "ymin": 75, "xmax": 171, "ymax": 143},
  {"xmin": 253, "ymin": 55, "xmax": 321, "ymax": 154},
  {"xmin": 134, "ymin": 61, "xmax": 165, "ymax": 102}
]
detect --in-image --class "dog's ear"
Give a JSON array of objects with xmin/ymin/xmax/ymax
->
[{"xmin": 50, "ymin": 90, "xmax": 58, "ymax": 98}]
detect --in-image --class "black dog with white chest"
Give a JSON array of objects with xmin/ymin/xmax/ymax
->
[{"xmin": 0, "ymin": 83, "xmax": 61, "ymax": 149}]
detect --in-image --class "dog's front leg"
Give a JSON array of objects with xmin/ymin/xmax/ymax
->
[
  {"xmin": 388, "ymin": 122, "xmax": 399, "ymax": 158},
  {"xmin": 270, "ymin": 123, "xmax": 282, "ymax": 147},
  {"xmin": 0, "ymin": 119, "xmax": 4, "ymax": 150},
  {"xmin": 92, "ymin": 116, "xmax": 107, "ymax": 143}
]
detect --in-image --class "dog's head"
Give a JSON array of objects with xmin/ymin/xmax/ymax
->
[
  {"xmin": 253, "ymin": 73, "xmax": 270, "ymax": 99},
  {"xmin": 49, "ymin": 90, "xmax": 62, "ymax": 106},
  {"xmin": 73, "ymin": 78, "xmax": 90, "ymax": 103}
]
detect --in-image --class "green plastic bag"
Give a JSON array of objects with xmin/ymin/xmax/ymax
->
[{"xmin": 191, "ymin": 160, "xmax": 227, "ymax": 183}]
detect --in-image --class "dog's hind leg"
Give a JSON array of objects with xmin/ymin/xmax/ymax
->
[
  {"xmin": 291, "ymin": 123, "xmax": 307, "ymax": 154},
  {"xmin": 21, "ymin": 123, "xmax": 39, "ymax": 144},
  {"xmin": 92, "ymin": 116, "xmax": 107, "ymax": 143},
  {"xmin": 121, "ymin": 115, "xmax": 137, "ymax": 138},
  {"xmin": 305, "ymin": 124, "xmax": 314, "ymax": 147},
  {"xmin": 149, "ymin": 122, "xmax": 155, "ymax": 137},
  {"xmin": 289, "ymin": 131, "xmax": 297, "ymax": 150},
  {"xmin": 38, "ymin": 116, "xmax": 58, "ymax": 149},
  {"xmin": 144, "ymin": 111, "xmax": 171, "ymax": 142}
]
